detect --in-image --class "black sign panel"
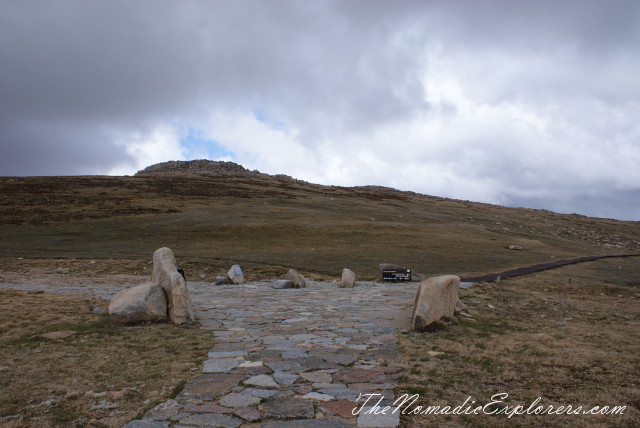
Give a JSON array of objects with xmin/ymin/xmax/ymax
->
[{"xmin": 382, "ymin": 269, "xmax": 412, "ymax": 282}]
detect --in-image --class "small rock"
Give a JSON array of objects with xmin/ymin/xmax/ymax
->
[
  {"xmin": 228, "ymin": 265, "xmax": 245, "ymax": 284},
  {"xmin": 285, "ymin": 269, "xmax": 307, "ymax": 288},
  {"xmin": 215, "ymin": 275, "xmax": 231, "ymax": 285},
  {"xmin": 339, "ymin": 268, "xmax": 355, "ymax": 288},
  {"xmin": 90, "ymin": 400, "xmax": 118, "ymax": 410},
  {"xmin": 508, "ymin": 245, "xmax": 523, "ymax": 250},
  {"xmin": 426, "ymin": 351, "xmax": 445, "ymax": 357},
  {"xmin": 272, "ymin": 279, "xmax": 295, "ymax": 289}
]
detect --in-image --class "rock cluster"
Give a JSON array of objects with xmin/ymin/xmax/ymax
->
[
  {"xmin": 109, "ymin": 247, "xmax": 194, "ymax": 325},
  {"xmin": 271, "ymin": 279, "xmax": 295, "ymax": 289},
  {"xmin": 411, "ymin": 275, "xmax": 465, "ymax": 331}
]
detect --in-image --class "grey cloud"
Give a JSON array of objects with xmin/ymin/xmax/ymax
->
[
  {"xmin": 0, "ymin": 0, "xmax": 638, "ymax": 219},
  {"xmin": 0, "ymin": 118, "xmax": 128, "ymax": 176}
]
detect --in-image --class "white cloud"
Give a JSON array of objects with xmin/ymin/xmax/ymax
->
[{"xmin": 107, "ymin": 125, "xmax": 185, "ymax": 175}]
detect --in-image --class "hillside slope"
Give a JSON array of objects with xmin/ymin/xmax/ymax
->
[{"xmin": 1, "ymin": 160, "xmax": 638, "ymax": 279}]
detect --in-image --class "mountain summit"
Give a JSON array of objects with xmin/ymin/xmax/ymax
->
[{"xmin": 135, "ymin": 160, "xmax": 251, "ymax": 176}]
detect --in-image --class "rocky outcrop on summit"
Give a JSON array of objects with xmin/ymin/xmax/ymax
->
[
  {"xmin": 134, "ymin": 159, "xmax": 306, "ymax": 185},
  {"xmin": 135, "ymin": 160, "xmax": 252, "ymax": 176}
]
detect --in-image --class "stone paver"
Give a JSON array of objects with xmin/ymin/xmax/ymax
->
[
  {"xmin": 129, "ymin": 280, "xmax": 418, "ymax": 427},
  {"xmin": 356, "ymin": 407, "xmax": 400, "ymax": 427}
]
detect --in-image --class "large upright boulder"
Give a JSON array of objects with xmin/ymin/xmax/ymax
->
[
  {"xmin": 411, "ymin": 275, "xmax": 462, "ymax": 331},
  {"xmin": 285, "ymin": 269, "xmax": 307, "ymax": 288},
  {"xmin": 339, "ymin": 268, "xmax": 356, "ymax": 288},
  {"xmin": 109, "ymin": 282, "xmax": 167, "ymax": 324},
  {"xmin": 152, "ymin": 247, "xmax": 194, "ymax": 325},
  {"xmin": 228, "ymin": 264, "xmax": 245, "ymax": 285}
]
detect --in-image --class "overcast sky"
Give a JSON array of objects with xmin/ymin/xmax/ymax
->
[{"xmin": 1, "ymin": 1, "xmax": 639, "ymax": 220}]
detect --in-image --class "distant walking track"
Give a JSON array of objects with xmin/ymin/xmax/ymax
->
[{"xmin": 460, "ymin": 254, "xmax": 640, "ymax": 283}]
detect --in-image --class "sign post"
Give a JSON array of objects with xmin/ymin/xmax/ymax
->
[{"xmin": 381, "ymin": 268, "xmax": 412, "ymax": 282}]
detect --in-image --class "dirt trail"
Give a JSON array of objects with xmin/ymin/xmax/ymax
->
[{"xmin": 461, "ymin": 253, "xmax": 640, "ymax": 283}]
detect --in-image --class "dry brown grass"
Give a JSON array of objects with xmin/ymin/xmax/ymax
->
[
  {"xmin": 397, "ymin": 258, "xmax": 640, "ymax": 427},
  {"xmin": 1, "ymin": 174, "xmax": 639, "ymax": 281},
  {"xmin": 0, "ymin": 289, "xmax": 211, "ymax": 427},
  {"xmin": 1, "ymin": 172, "xmax": 639, "ymax": 427}
]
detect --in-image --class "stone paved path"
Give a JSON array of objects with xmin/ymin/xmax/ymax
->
[{"xmin": 124, "ymin": 280, "xmax": 419, "ymax": 428}]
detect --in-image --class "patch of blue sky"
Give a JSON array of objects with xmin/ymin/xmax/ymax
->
[
  {"xmin": 252, "ymin": 107, "xmax": 288, "ymax": 131},
  {"xmin": 179, "ymin": 127, "xmax": 235, "ymax": 161}
]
